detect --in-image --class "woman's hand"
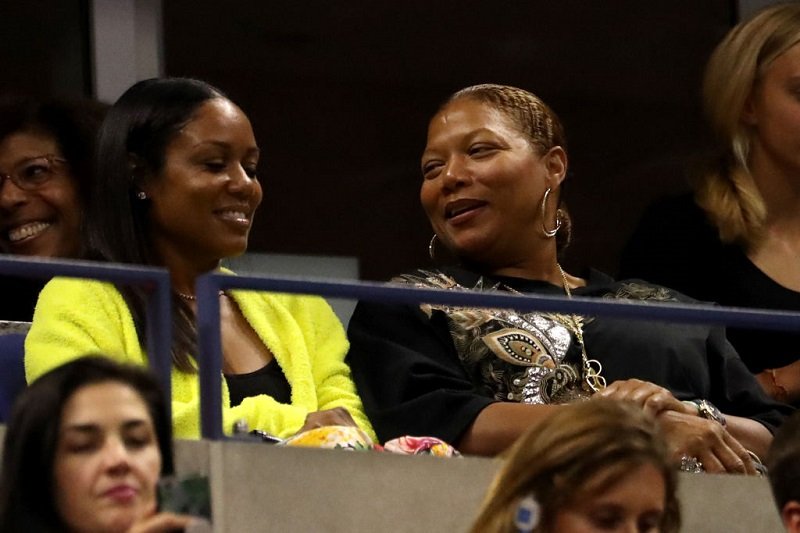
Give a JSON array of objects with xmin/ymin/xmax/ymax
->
[
  {"xmin": 594, "ymin": 378, "xmax": 691, "ymax": 417},
  {"xmin": 297, "ymin": 407, "xmax": 357, "ymax": 434},
  {"xmin": 656, "ymin": 410, "xmax": 758, "ymax": 475},
  {"xmin": 755, "ymin": 360, "xmax": 800, "ymax": 404},
  {"xmin": 128, "ymin": 512, "xmax": 208, "ymax": 532}
]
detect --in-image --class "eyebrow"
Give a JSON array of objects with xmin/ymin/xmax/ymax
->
[
  {"xmin": 62, "ymin": 419, "xmax": 150, "ymax": 434},
  {"xmin": 9, "ymin": 154, "xmax": 61, "ymax": 166},
  {"xmin": 192, "ymin": 140, "xmax": 260, "ymax": 155},
  {"xmin": 421, "ymin": 128, "xmax": 502, "ymax": 159}
]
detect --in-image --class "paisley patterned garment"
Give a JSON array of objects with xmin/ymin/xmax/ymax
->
[
  {"xmin": 348, "ymin": 267, "xmax": 791, "ymax": 443},
  {"xmin": 395, "ymin": 270, "xmax": 596, "ymax": 405}
]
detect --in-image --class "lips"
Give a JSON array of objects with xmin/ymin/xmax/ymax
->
[
  {"xmin": 103, "ymin": 484, "xmax": 139, "ymax": 504},
  {"xmin": 6, "ymin": 221, "xmax": 51, "ymax": 243},
  {"xmin": 216, "ymin": 210, "xmax": 248, "ymax": 223},
  {"xmin": 214, "ymin": 205, "xmax": 253, "ymax": 226},
  {"xmin": 445, "ymin": 198, "xmax": 487, "ymax": 220}
]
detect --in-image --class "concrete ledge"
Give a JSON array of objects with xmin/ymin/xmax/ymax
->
[
  {"xmin": 206, "ymin": 441, "xmax": 783, "ymax": 533},
  {"xmin": 0, "ymin": 432, "xmax": 784, "ymax": 532}
]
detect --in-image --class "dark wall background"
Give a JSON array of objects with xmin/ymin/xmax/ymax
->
[
  {"xmin": 163, "ymin": 1, "xmax": 736, "ymax": 280},
  {"xmin": 0, "ymin": 1, "xmax": 91, "ymax": 98},
  {"xmin": 2, "ymin": 1, "xmax": 736, "ymax": 281}
]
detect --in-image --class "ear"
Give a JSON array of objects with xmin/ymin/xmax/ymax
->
[
  {"xmin": 543, "ymin": 146, "xmax": 567, "ymax": 188},
  {"xmin": 128, "ymin": 153, "xmax": 151, "ymax": 194},
  {"xmin": 782, "ymin": 501, "xmax": 800, "ymax": 533},
  {"xmin": 741, "ymin": 90, "xmax": 758, "ymax": 126}
]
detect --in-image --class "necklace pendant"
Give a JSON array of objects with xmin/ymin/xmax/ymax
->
[{"xmin": 582, "ymin": 358, "xmax": 606, "ymax": 392}]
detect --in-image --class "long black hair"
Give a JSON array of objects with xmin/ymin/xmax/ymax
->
[
  {"xmin": 0, "ymin": 356, "xmax": 174, "ymax": 532},
  {"xmin": 87, "ymin": 77, "xmax": 226, "ymax": 372}
]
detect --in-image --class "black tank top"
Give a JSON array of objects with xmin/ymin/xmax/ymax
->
[{"xmin": 224, "ymin": 358, "xmax": 292, "ymax": 406}]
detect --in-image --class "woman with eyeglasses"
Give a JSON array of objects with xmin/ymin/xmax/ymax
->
[{"xmin": 0, "ymin": 95, "xmax": 107, "ymax": 320}]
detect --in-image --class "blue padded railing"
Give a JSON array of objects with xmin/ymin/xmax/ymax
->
[
  {"xmin": 195, "ymin": 271, "xmax": 800, "ymax": 439},
  {"xmin": 0, "ymin": 256, "xmax": 173, "ymax": 420}
]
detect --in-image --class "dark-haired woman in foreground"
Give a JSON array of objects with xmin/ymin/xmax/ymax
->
[
  {"xmin": 25, "ymin": 78, "xmax": 374, "ymax": 441},
  {"xmin": 346, "ymin": 84, "xmax": 790, "ymax": 472},
  {"xmin": 0, "ymin": 357, "xmax": 201, "ymax": 532}
]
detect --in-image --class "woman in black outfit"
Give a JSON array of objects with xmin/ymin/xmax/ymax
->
[
  {"xmin": 346, "ymin": 84, "xmax": 791, "ymax": 474},
  {"xmin": 622, "ymin": 3, "xmax": 800, "ymax": 406}
]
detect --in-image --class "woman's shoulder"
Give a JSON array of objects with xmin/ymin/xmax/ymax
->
[
  {"xmin": 392, "ymin": 267, "xmax": 478, "ymax": 289},
  {"xmin": 583, "ymin": 270, "xmax": 700, "ymax": 304},
  {"xmin": 620, "ymin": 193, "xmax": 727, "ymax": 291},
  {"xmin": 232, "ymin": 288, "xmax": 342, "ymax": 330},
  {"xmin": 39, "ymin": 276, "xmax": 121, "ymax": 300},
  {"xmin": 630, "ymin": 192, "xmax": 718, "ymax": 246}
]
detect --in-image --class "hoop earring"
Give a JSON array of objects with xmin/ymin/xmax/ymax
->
[
  {"xmin": 540, "ymin": 187, "xmax": 561, "ymax": 238},
  {"xmin": 428, "ymin": 234, "xmax": 439, "ymax": 262}
]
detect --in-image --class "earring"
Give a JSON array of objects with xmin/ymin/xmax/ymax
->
[
  {"xmin": 136, "ymin": 191, "xmax": 147, "ymax": 200},
  {"xmin": 428, "ymin": 234, "xmax": 439, "ymax": 262},
  {"xmin": 514, "ymin": 494, "xmax": 541, "ymax": 532},
  {"xmin": 540, "ymin": 187, "xmax": 561, "ymax": 238}
]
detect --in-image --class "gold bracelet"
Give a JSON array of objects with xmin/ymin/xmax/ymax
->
[{"xmin": 766, "ymin": 368, "xmax": 790, "ymax": 403}]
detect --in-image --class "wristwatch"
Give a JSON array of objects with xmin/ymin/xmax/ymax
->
[{"xmin": 685, "ymin": 399, "xmax": 727, "ymax": 427}]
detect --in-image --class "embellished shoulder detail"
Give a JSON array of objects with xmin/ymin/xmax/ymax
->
[
  {"xmin": 603, "ymin": 282, "xmax": 677, "ymax": 303},
  {"xmin": 393, "ymin": 269, "xmax": 498, "ymax": 292}
]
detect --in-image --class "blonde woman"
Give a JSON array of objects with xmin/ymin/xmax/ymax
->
[
  {"xmin": 470, "ymin": 400, "xmax": 679, "ymax": 533},
  {"xmin": 621, "ymin": 2, "xmax": 800, "ymax": 406}
]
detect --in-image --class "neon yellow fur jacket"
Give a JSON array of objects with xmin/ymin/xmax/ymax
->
[{"xmin": 25, "ymin": 276, "xmax": 376, "ymax": 441}]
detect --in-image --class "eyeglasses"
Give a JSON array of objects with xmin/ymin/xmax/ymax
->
[{"xmin": 0, "ymin": 154, "xmax": 68, "ymax": 191}]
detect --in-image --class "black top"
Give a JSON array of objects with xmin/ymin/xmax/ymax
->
[
  {"xmin": 0, "ymin": 273, "xmax": 44, "ymax": 322},
  {"xmin": 224, "ymin": 358, "xmax": 292, "ymax": 407},
  {"xmin": 620, "ymin": 193, "xmax": 800, "ymax": 378},
  {"xmin": 346, "ymin": 266, "xmax": 791, "ymax": 445}
]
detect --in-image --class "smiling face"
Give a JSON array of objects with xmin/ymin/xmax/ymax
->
[
  {"xmin": 142, "ymin": 97, "xmax": 261, "ymax": 271},
  {"xmin": 551, "ymin": 463, "xmax": 667, "ymax": 533},
  {"xmin": 53, "ymin": 381, "xmax": 162, "ymax": 533},
  {"xmin": 0, "ymin": 130, "xmax": 81, "ymax": 256},
  {"xmin": 420, "ymin": 97, "xmax": 565, "ymax": 272},
  {"xmin": 745, "ymin": 41, "xmax": 800, "ymax": 182}
]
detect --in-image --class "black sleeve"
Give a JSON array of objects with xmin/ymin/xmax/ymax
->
[
  {"xmin": 705, "ymin": 325, "xmax": 793, "ymax": 433},
  {"xmin": 345, "ymin": 299, "xmax": 495, "ymax": 444}
]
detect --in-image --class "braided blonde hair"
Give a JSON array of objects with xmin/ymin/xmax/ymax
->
[{"xmin": 699, "ymin": 2, "xmax": 800, "ymax": 246}]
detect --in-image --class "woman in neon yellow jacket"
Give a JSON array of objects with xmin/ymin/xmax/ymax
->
[{"xmin": 25, "ymin": 78, "xmax": 374, "ymax": 441}]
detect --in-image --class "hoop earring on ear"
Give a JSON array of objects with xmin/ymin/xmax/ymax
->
[
  {"xmin": 540, "ymin": 187, "xmax": 561, "ymax": 238},
  {"xmin": 136, "ymin": 191, "xmax": 147, "ymax": 200},
  {"xmin": 428, "ymin": 234, "xmax": 439, "ymax": 262}
]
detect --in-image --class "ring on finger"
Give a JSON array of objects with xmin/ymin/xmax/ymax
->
[{"xmin": 679, "ymin": 455, "xmax": 704, "ymax": 474}]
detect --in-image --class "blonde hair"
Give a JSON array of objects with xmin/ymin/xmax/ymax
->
[
  {"xmin": 698, "ymin": 2, "xmax": 800, "ymax": 246},
  {"xmin": 469, "ymin": 400, "xmax": 680, "ymax": 533}
]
